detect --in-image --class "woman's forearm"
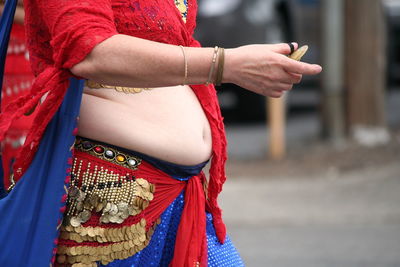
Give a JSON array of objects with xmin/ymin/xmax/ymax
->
[
  {"xmin": 71, "ymin": 34, "xmax": 216, "ymax": 88},
  {"xmin": 71, "ymin": 35, "xmax": 322, "ymax": 97}
]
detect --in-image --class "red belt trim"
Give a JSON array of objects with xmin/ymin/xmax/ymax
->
[{"xmin": 133, "ymin": 161, "xmax": 208, "ymax": 266}]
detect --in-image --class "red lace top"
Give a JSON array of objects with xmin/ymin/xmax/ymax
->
[{"xmin": 0, "ymin": 0, "xmax": 227, "ymax": 265}]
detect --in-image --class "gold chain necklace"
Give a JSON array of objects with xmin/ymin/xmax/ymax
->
[{"xmin": 85, "ymin": 80, "xmax": 152, "ymax": 94}]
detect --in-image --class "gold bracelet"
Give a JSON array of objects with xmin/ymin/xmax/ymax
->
[
  {"xmin": 206, "ymin": 46, "xmax": 219, "ymax": 86},
  {"xmin": 215, "ymin": 47, "xmax": 225, "ymax": 86},
  {"xmin": 179, "ymin": 45, "xmax": 188, "ymax": 85}
]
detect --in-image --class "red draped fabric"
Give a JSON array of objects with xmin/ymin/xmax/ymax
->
[
  {"xmin": 1, "ymin": 23, "xmax": 35, "ymax": 188},
  {"xmin": 0, "ymin": 0, "xmax": 228, "ymax": 266}
]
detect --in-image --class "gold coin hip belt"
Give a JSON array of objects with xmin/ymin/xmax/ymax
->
[{"xmin": 56, "ymin": 137, "xmax": 160, "ymax": 266}]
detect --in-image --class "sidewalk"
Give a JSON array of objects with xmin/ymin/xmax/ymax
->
[
  {"xmin": 221, "ymin": 160, "xmax": 400, "ymax": 267},
  {"xmin": 219, "ymin": 116, "xmax": 400, "ymax": 266}
]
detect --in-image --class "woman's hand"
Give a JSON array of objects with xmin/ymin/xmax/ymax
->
[{"xmin": 223, "ymin": 43, "xmax": 322, "ymax": 98}]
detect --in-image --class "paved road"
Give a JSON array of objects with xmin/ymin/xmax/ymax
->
[
  {"xmin": 219, "ymin": 162, "xmax": 400, "ymax": 267},
  {"xmin": 219, "ymin": 92, "xmax": 400, "ymax": 266}
]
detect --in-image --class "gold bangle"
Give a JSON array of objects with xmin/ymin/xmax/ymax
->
[
  {"xmin": 206, "ymin": 46, "xmax": 219, "ymax": 86},
  {"xmin": 215, "ymin": 47, "xmax": 225, "ymax": 86},
  {"xmin": 179, "ymin": 45, "xmax": 188, "ymax": 85}
]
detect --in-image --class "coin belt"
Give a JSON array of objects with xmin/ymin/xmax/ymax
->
[
  {"xmin": 56, "ymin": 138, "xmax": 158, "ymax": 266},
  {"xmin": 56, "ymin": 218, "xmax": 161, "ymax": 266}
]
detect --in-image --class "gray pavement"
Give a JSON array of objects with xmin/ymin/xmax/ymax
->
[
  {"xmin": 219, "ymin": 96, "xmax": 400, "ymax": 267},
  {"xmin": 220, "ymin": 162, "xmax": 400, "ymax": 267}
]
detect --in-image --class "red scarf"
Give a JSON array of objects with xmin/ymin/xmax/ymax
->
[{"xmin": 0, "ymin": 0, "xmax": 227, "ymax": 266}]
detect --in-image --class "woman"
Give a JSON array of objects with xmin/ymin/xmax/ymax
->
[{"xmin": 0, "ymin": 0, "xmax": 321, "ymax": 266}]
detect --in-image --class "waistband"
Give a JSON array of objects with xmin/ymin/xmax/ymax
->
[{"xmin": 75, "ymin": 136, "xmax": 209, "ymax": 180}]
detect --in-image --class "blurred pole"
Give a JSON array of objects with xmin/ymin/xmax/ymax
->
[
  {"xmin": 267, "ymin": 97, "xmax": 285, "ymax": 160},
  {"xmin": 321, "ymin": 0, "xmax": 345, "ymax": 144},
  {"xmin": 345, "ymin": 0, "xmax": 388, "ymax": 145}
]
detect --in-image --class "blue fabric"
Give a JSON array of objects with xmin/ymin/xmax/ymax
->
[
  {"xmin": 99, "ymin": 196, "xmax": 245, "ymax": 267},
  {"xmin": 0, "ymin": 78, "xmax": 84, "ymax": 266},
  {"xmin": 101, "ymin": 192, "xmax": 186, "ymax": 267},
  {"xmin": 206, "ymin": 213, "xmax": 245, "ymax": 267},
  {"xmin": 0, "ymin": 163, "xmax": 4, "ymax": 199},
  {"xmin": 0, "ymin": 0, "xmax": 18, "ymax": 199}
]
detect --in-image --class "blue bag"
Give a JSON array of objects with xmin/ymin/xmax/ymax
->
[{"xmin": 0, "ymin": 1, "xmax": 85, "ymax": 265}]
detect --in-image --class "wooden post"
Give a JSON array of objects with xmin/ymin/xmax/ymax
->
[
  {"xmin": 345, "ymin": 0, "xmax": 387, "ymax": 133},
  {"xmin": 267, "ymin": 96, "xmax": 285, "ymax": 160},
  {"xmin": 321, "ymin": 0, "xmax": 345, "ymax": 144}
]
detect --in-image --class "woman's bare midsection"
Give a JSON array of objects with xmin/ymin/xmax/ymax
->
[{"xmin": 77, "ymin": 84, "xmax": 212, "ymax": 166}]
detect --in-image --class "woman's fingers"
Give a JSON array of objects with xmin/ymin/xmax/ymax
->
[
  {"xmin": 290, "ymin": 73, "xmax": 302, "ymax": 84},
  {"xmin": 283, "ymin": 56, "xmax": 322, "ymax": 75},
  {"xmin": 223, "ymin": 44, "xmax": 321, "ymax": 97},
  {"xmin": 271, "ymin": 83, "xmax": 293, "ymax": 92},
  {"xmin": 268, "ymin": 42, "xmax": 299, "ymax": 55},
  {"xmin": 275, "ymin": 71, "xmax": 303, "ymax": 84},
  {"xmin": 280, "ymin": 83, "xmax": 293, "ymax": 91},
  {"xmin": 273, "ymin": 44, "xmax": 321, "ymax": 75},
  {"xmin": 259, "ymin": 83, "xmax": 292, "ymax": 97},
  {"xmin": 269, "ymin": 90, "xmax": 284, "ymax": 98}
]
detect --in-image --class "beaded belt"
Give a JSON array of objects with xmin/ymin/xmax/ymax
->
[{"xmin": 56, "ymin": 138, "xmax": 159, "ymax": 267}]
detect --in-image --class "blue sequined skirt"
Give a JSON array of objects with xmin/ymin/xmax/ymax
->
[{"xmin": 101, "ymin": 194, "xmax": 244, "ymax": 267}]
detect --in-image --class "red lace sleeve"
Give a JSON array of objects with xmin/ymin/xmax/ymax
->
[
  {"xmin": 0, "ymin": 0, "xmax": 119, "ymax": 180},
  {"xmin": 39, "ymin": 0, "xmax": 118, "ymax": 70}
]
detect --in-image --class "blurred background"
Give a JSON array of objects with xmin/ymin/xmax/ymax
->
[
  {"xmin": 195, "ymin": 0, "xmax": 400, "ymax": 266},
  {"xmin": 1, "ymin": 0, "xmax": 399, "ymax": 266}
]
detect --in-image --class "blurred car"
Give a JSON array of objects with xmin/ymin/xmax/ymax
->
[
  {"xmin": 195, "ymin": 0, "xmax": 321, "ymax": 123},
  {"xmin": 383, "ymin": 0, "xmax": 400, "ymax": 86}
]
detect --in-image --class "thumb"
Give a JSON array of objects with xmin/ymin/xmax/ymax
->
[{"xmin": 268, "ymin": 42, "xmax": 298, "ymax": 55}]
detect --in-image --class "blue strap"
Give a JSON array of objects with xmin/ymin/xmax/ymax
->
[
  {"xmin": 0, "ymin": 3, "xmax": 87, "ymax": 266},
  {"xmin": 0, "ymin": 78, "xmax": 84, "ymax": 266},
  {"xmin": 0, "ymin": 160, "xmax": 4, "ymax": 199},
  {"xmin": 0, "ymin": 0, "xmax": 18, "ymax": 198}
]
